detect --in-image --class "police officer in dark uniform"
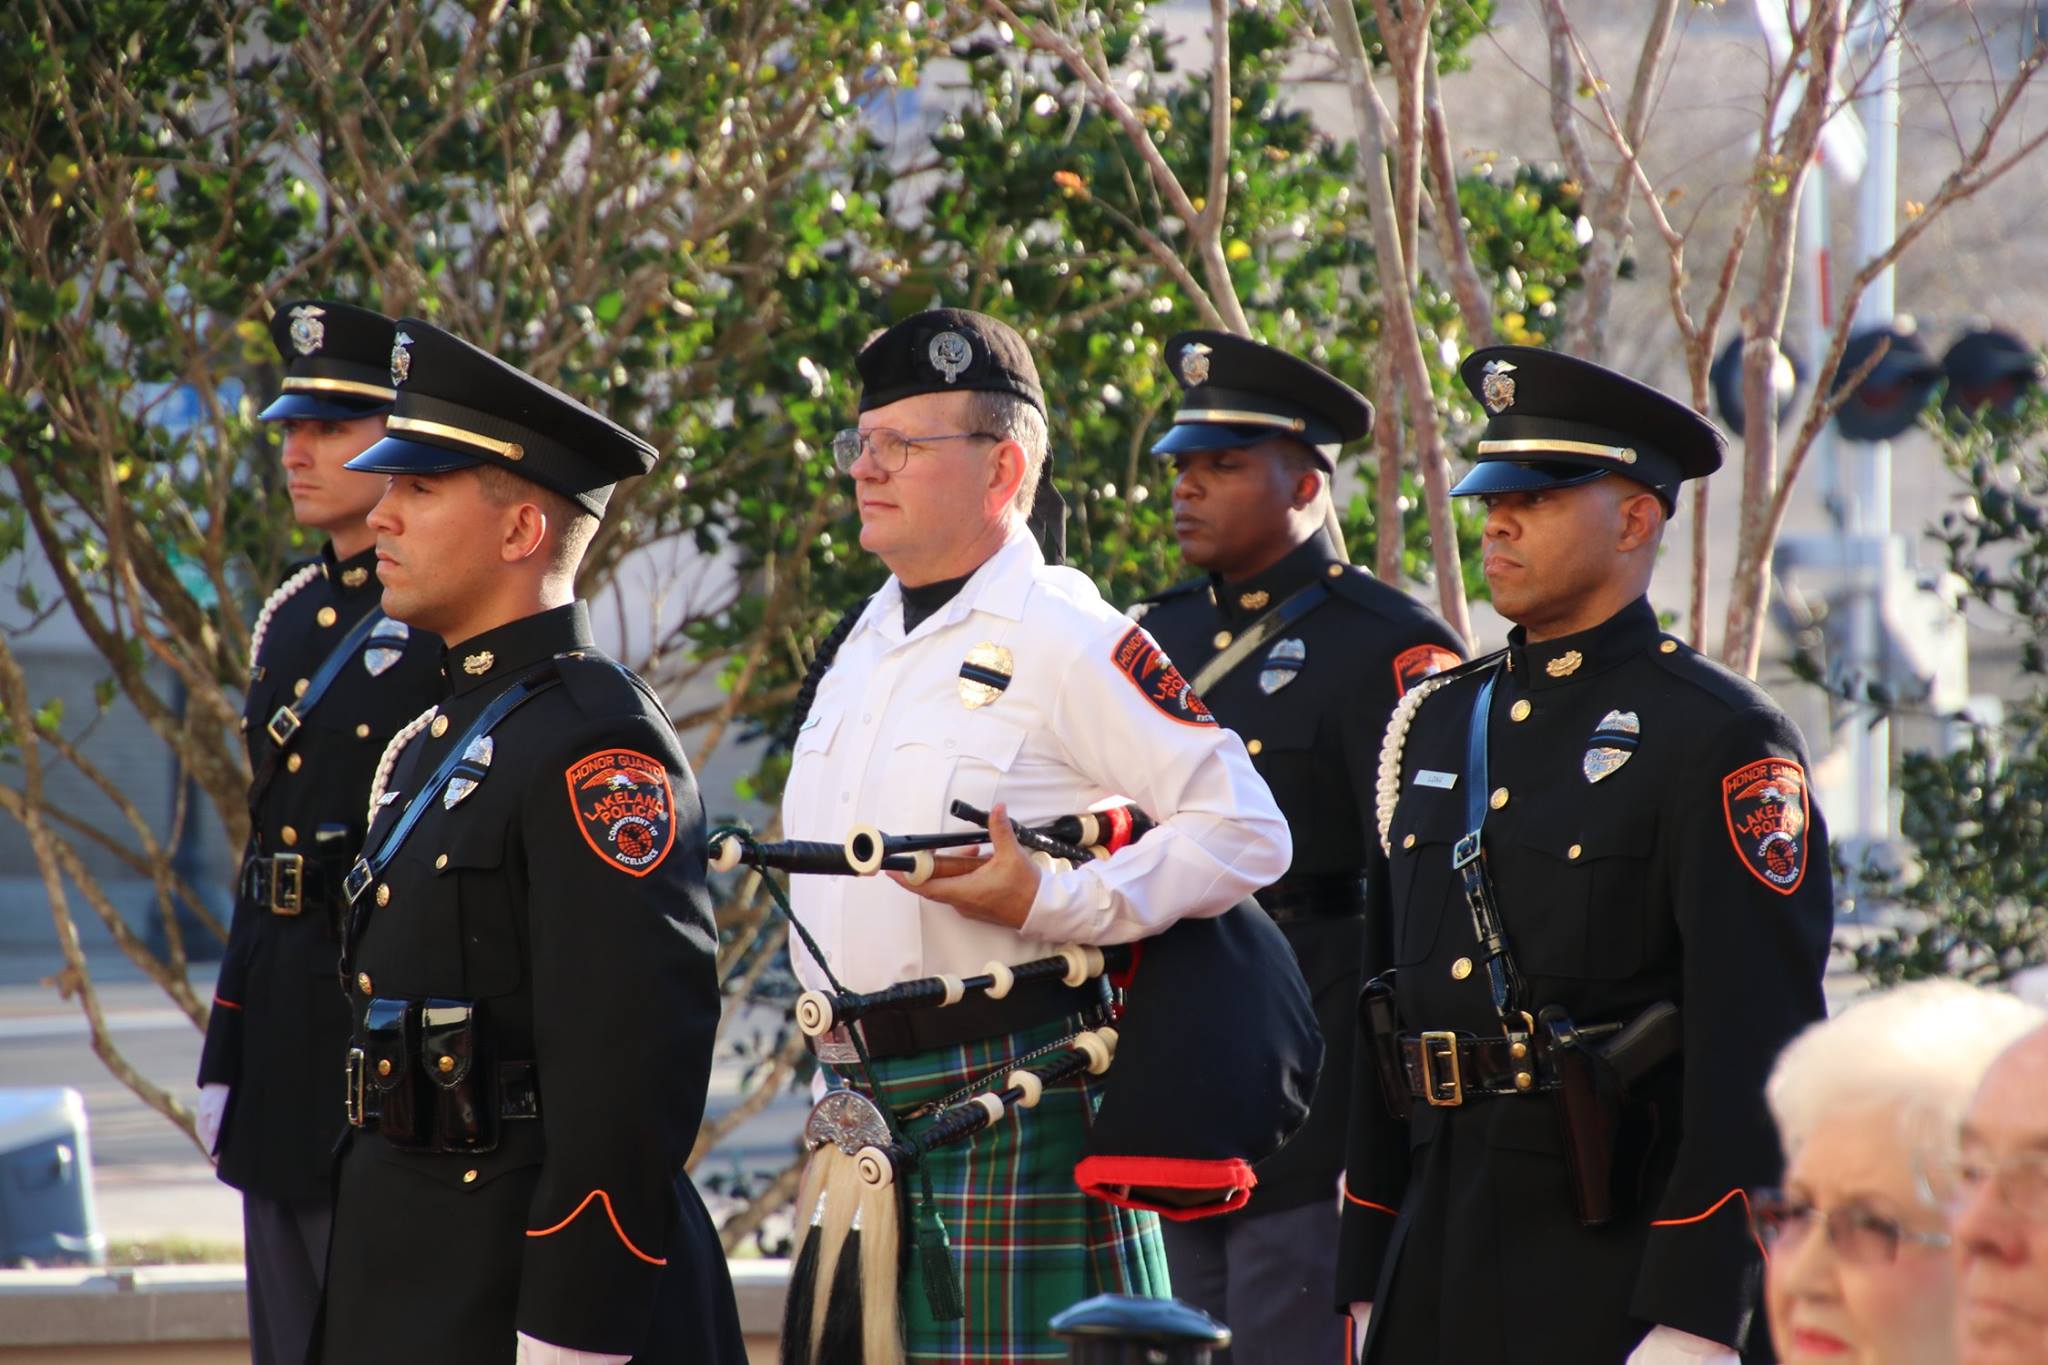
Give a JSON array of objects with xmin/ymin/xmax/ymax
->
[
  {"xmin": 317, "ymin": 321, "xmax": 743, "ymax": 1364},
  {"xmin": 195, "ymin": 298, "xmax": 442, "ymax": 1365},
  {"xmin": 1134, "ymin": 332, "xmax": 1463, "ymax": 1365},
  {"xmin": 1335, "ymin": 347, "xmax": 1834, "ymax": 1364}
]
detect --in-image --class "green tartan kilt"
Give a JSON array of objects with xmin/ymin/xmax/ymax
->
[{"xmin": 821, "ymin": 1014, "xmax": 1169, "ymax": 1363}]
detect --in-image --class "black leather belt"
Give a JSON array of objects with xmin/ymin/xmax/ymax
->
[
  {"xmin": 1258, "ymin": 872, "xmax": 1368, "ymax": 924},
  {"xmin": 345, "ymin": 1057, "xmax": 541, "ymax": 1127},
  {"xmin": 1400, "ymin": 1031, "xmax": 1558, "ymax": 1107},
  {"xmin": 808, "ymin": 976, "xmax": 1109, "ymax": 1064},
  {"xmin": 241, "ymin": 853, "xmax": 335, "ymax": 916}
]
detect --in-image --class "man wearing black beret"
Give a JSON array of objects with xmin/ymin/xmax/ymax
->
[
  {"xmin": 1335, "ymin": 346, "xmax": 1833, "ymax": 1364},
  {"xmin": 1131, "ymin": 331, "xmax": 1464, "ymax": 1365},
  {"xmin": 779, "ymin": 307, "xmax": 1294, "ymax": 1362},
  {"xmin": 194, "ymin": 298, "xmax": 443, "ymax": 1365},
  {"xmin": 317, "ymin": 320, "xmax": 742, "ymax": 1363}
]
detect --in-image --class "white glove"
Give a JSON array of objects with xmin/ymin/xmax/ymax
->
[
  {"xmin": 1626, "ymin": 1325, "xmax": 1738, "ymax": 1364},
  {"xmin": 514, "ymin": 1332, "xmax": 630, "ymax": 1365},
  {"xmin": 1348, "ymin": 1302, "xmax": 1372, "ymax": 1361},
  {"xmin": 195, "ymin": 1083, "xmax": 230, "ymax": 1156}
]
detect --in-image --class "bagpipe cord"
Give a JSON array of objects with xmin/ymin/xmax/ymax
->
[{"xmin": 716, "ymin": 827, "xmax": 966, "ymax": 1329}]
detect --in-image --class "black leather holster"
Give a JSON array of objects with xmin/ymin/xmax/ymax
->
[
  {"xmin": 1361, "ymin": 972, "xmax": 1411, "ymax": 1121},
  {"xmin": 347, "ymin": 998, "xmax": 512, "ymax": 1153}
]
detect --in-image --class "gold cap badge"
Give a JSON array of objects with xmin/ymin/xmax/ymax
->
[
  {"xmin": 390, "ymin": 330, "xmax": 414, "ymax": 387},
  {"xmin": 1180, "ymin": 342, "xmax": 1212, "ymax": 386},
  {"xmin": 1481, "ymin": 359, "xmax": 1518, "ymax": 414},
  {"xmin": 287, "ymin": 304, "xmax": 326, "ymax": 356}
]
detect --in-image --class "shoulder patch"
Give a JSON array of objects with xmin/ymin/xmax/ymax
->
[
  {"xmin": 1111, "ymin": 626, "xmax": 1215, "ymax": 727},
  {"xmin": 1392, "ymin": 643, "xmax": 1462, "ymax": 696},
  {"xmin": 565, "ymin": 748, "xmax": 677, "ymax": 877},
  {"xmin": 1721, "ymin": 757, "xmax": 1810, "ymax": 895}
]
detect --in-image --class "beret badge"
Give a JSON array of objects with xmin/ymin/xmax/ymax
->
[{"xmin": 928, "ymin": 330, "xmax": 973, "ymax": 384}]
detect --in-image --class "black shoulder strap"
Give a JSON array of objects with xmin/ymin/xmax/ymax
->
[
  {"xmin": 1188, "ymin": 580, "xmax": 1333, "ymax": 697},
  {"xmin": 247, "ymin": 607, "xmax": 391, "ymax": 816},
  {"xmin": 1448, "ymin": 661, "xmax": 1529, "ymax": 1036}
]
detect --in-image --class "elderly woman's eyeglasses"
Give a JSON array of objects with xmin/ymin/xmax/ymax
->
[
  {"xmin": 1752, "ymin": 1191, "xmax": 1951, "ymax": 1265},
  {"xmin": 831, "ymin": 427, "xmax": 999, "ymax": 475}
]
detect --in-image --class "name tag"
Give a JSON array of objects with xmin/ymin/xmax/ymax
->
[{"xmin": 1413, "ymin": 770, "xmax": 1458, "ymax": 790}]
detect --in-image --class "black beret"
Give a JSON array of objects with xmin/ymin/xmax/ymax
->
[
  {"xmin": 258, "ymin": 299, "xmax": 397, "ymax": 422},
  {"xmin": 343, "ymin": 319, "xmax": 655, "ymax": 517},
  {"xmin": 1073, "ymin": 902, "xmax": 1322, "ymax": 1220},
  {"xmin": 1452, "ymin": 344, "xmax": 1726, "ymax": 510},
  {"xmin": 1152, "ymin": 330, "xmax": 1373, "ymax": 470},
  {"xmin": 855, "ymin": 308, "xmax": 1045, "ymax": 415}
]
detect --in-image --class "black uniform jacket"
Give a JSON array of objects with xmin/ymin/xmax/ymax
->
[
  {"xmin": 197, "ymin": 542, "xmax": 441, "ymax": 1203},
  {"xmin": 1335, "ymin": 597, "xmax": 1833, "ymax": 1362},
  {"xmin": 319, "ymin": 603, "xmax": 743, "ymax": 1364},
  {"xmin": 1137, "ymin": 531, "xmax": 1464, "ymax": 1213}
]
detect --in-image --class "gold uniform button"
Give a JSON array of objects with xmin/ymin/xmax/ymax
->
[
  {"xmin": 1402, "ymin": 833, "xmax": 1416, "ymax": 850},
  {"xmin": 293, "ymin": 677, "xmax": 309, "ymax": 698},
  {"xmin": 1213, "ymin": 631, "xmax": 1232, "ymax": 649},
  {"xmin": 1568, "ymin": 843, "xmax": 1583, "ymax": 861},
  {"xmin": 430, "ymin": 715, "xmax": 450, "ymax": 738},
  {"xmin": 435, "ymin": 854, "xmax": 449, "ymax": 870},
  {"xmin": 462, "ymin": 1169, "xmax": 478, "ymax": 1185},
  {"xmin": 356, "ymin": 723, "xmax": 372, "ymax": 739},
  {"xmin": 1514, "ymin": 1071, "xmax": 1534, "ymax": 1091},
  {"xmin": 376, "ymin": 1059, "xmax": 392, "ymax": 1077},
  {"xmin": 1510, "ymin": 1041, "xmax": 1528, "ymax": 1061},
  {"xmin": 1247, "ymin": 739, "xmax": 1263, "ymax": 756},
  {"xmin": 1660, "ymin": 639, "xmax": 1679, "ymax": 654},
  {"xmin": 437, "ymin": 1055, "xmax": 455, "ymax": 1073},
  {"xmin": 375, "ymin": 883, "xmax": 391, "ymax": 907},
  {"xmin": 316, "ymin": 606, "xmax": 338, "ymax": 627},
  {"xmin": 1450, "ymin": 957, "xmax": 1473, "ymax": 980},
  {"xmin": 280, "ymin": 825, "xmax": 299, "ymax": 847},
  {"xmin": 1489, "ymin": 787, "xmax": 1510, "ymax": 810},
  {"xmin": 1510, "ymin": 699, "xmax": 1532, "ymax": 722},
  {"xmin": 286, "ymin": 753, "xmax": 303, "ymax": 773},
  {"xmin": 1326, "ymin": 563, "xmax": 1343, "ymax": 578},
  {"xmin": 357, "ymin": 972, "xmax": 373, "ymax": 996}
]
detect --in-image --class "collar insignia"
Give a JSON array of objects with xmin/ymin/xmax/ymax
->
[
  {"xmin": 1545, "ymin": 649, "xmax": 1583, "ymax": 679},
  {"xmin": 1582, "ymin": 709, "xmax": 1640, "ymax": 783},
  {"xmin": 340, "ymin": 566, "xmax": 370, "ymax": 588},
  {"xmin": 958, "ymin": 641, "xmax": 1014, "ymax": 708},
  {"xmin": 1481, "ymin": 359, "xmax": 1518, "ymax": 414},
  {"xmin": 928, "ymin": 331, "xmax": 972, "ymax": 384},
  {"xmin": 1238, "ymin": 589, "xmax": 1270, "ymax": 612},
  {"xmin": 462, "ymin": 651, "xmax": 494, "ymax": 676},
  {"xmin": 287, "ymin": 304, "xmax": 326, "ymax": 356}
]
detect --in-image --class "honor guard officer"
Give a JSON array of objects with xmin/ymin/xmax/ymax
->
[
  {"xmin": 782, "ymin": 308, "xmax": 1291, "ymax": 1362},
  {"xmin": 1334, "ymin": 346, "xmax": 1834, "ymax": 1365},
  {"xmin": 318, "ymin": 321, "xmax": 744, "ymax": 1365},
  {"xmin": 194, "ymin": 298, "xmax": 442, "ymax": 1365},
  {"xmin": 1132, "ymin": 332, "xmax": 1464, "ymax": 1365}
]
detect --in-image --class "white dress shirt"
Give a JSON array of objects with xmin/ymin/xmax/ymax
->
[{"xmin": 783, "ymin": 526, "xmax": 1290, "ymax": 994}]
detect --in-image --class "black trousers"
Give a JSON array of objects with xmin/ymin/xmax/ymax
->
[
  {"xmin": 243, "ymin": 1192, "xmax": 332, "ymax": 1365},
  {"xmin": 1161, "ymin": 1197, "xmax": 1350, "ymax": 1365}
]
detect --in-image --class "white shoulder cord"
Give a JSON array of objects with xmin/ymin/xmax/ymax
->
[
  {"xmin": 365, "ymin": 704, "xmax": 439, "ymax": 827},
  {"xmin": 1376, "ymin": 675, "xmax": 1451, "ymax": 855},
  {"xmin": 247, "ymin": 563, "xmax": 323, "ymax": 674}
]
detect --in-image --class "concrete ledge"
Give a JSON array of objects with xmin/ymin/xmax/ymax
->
[{"xmin": 0, "ymin": 1260, "xmax": 791, "ymax": 1361}]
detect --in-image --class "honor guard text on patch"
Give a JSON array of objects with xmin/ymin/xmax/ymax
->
[
  {"xmin": 1258, "ymin": 637, "xmax": 1306, "ymax": 695},
  {"xmin": 958, "ymin": 641, "xmax": 1014, "ymax": 708},
  {"xmin": 1112, "ymin": 626, "xmax": 1215, "ymax": 727},
  {"xmin": 566, "ymin": 748, "xmax": 677, "ymax": 877},
  {"xmin": 1721, "ymin": 757, "xmax": 1810, "ymax": 894},
  {"xmin": 1392, "ymin": 644, "xmax": 1461, "ymax": 696},
  {"xmin": 1582, "ymin": 709, "xmax": 1640, "ymax": 783}
]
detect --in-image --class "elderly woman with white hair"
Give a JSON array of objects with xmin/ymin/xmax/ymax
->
[{"xmin": 1762, "ymin": 980, "xmax": 2044, "ymax": 1365}]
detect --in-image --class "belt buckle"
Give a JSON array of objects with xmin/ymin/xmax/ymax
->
[
  {"xmin": 345, "ymin": 1047, "xmax": 367, "ymax": 1127},
  {"xmin": 343, "ymin": 858, "xmax": 374, "ymax": 905},
  {"xmin": 1419, "ymin": 1030, "xmax": 1463, "ymax": 1107},
  {"xmin": 266, "ymin": 705, "xmax": 302, "ymax": 747},
  {"xmin": 269, "ymin": 853, "xmax": 304, "ymax": 916}
]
